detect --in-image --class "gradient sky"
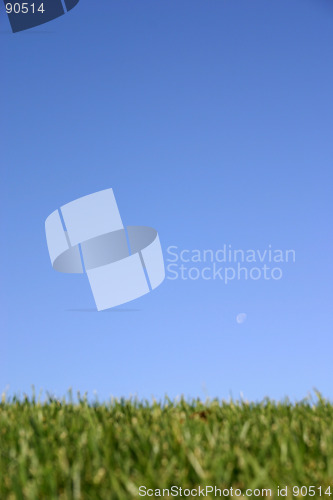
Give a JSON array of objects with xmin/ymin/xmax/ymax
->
[{"xmin": 1, "ymin": 0, "xmax": 332, "ymax": 402}]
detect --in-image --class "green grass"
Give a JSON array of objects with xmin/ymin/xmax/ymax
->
[{"xmin": 1, "ymin": 394, "xmax": 333, "ymax": 499}]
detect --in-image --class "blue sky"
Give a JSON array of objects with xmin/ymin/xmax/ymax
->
[{"xmin": 1, "ymin": 0, "xmax": 332, "ymax": 402}]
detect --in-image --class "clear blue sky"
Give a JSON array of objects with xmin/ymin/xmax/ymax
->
[{"xmin": 1, "ymin": 0, "xmax": 332, "ymax": 402}]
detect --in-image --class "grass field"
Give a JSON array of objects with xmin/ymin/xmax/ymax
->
[{"xmin": 0, "ymin": 393, "xmax": 332, "ymax": 499}]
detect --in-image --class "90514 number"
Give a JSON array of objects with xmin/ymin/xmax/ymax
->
[{"xmin": 5, "ymin": 3, "xmax": 45, "ymax": 14}]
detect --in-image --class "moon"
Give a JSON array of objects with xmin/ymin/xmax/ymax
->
[{"xmin": 236, "ymin": 313, "xmax": 247, "ymax": 324}]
